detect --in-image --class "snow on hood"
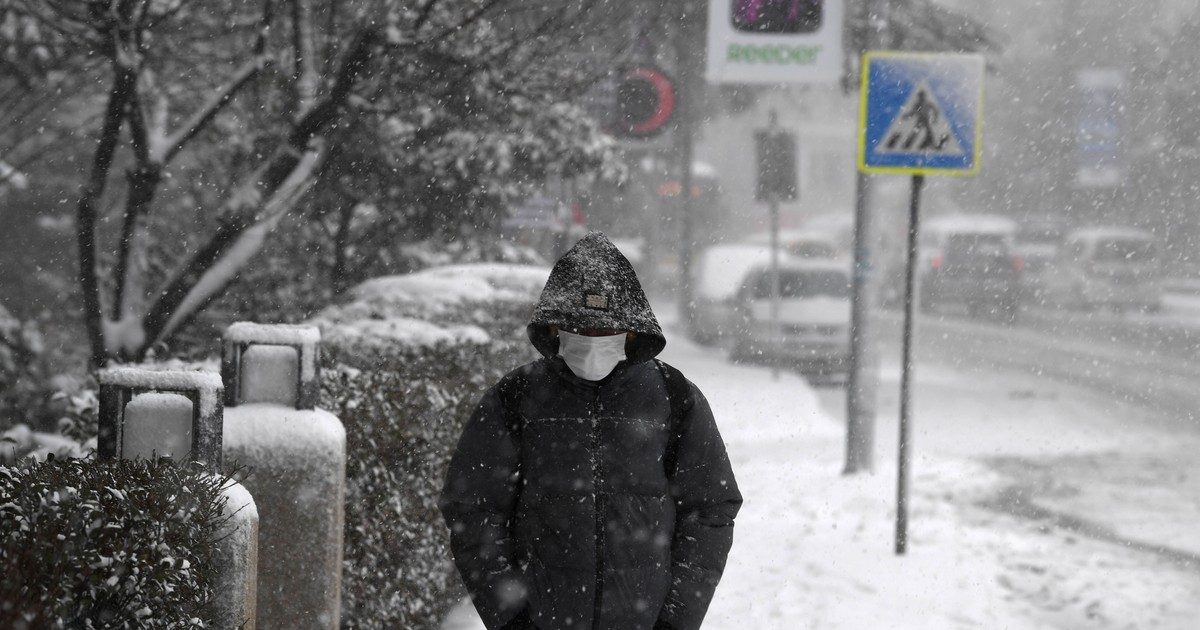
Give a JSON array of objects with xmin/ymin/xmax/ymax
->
[{"xmin": 528, "ymin": 232, "xmax": 665, "ymax": 364}]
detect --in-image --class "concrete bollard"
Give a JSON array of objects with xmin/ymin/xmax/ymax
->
[
  {"xmin": 97, "ymin": 368, "xmax": 225, "ymax": 470},
  {"xmin": 211, "ymin": 478, "xmax": 260, "ymax": 630},
  {"xmin": 97, "ymin": 367, "xmax": 259, "ymax": 629},
  {"xmin": 221, "ymin": 322, "xmax": 345, "ymax": 629}
]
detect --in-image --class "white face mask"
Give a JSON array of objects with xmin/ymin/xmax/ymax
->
[{"xmin": 557, "ymin": 330, "xmax": 627, "ymax": 381}]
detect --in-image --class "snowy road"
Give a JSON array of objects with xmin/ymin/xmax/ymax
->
[
  {"xmin": 823, "ymin": 308, "xmax": 1200, "ymax": 564},
  {"xmin": 443, "ymin": 308, "xmax": 1200, "ymax": 630},
  {"xmin": 883, "ymin": 306, "xmax": 1200, "ymax": 432}
]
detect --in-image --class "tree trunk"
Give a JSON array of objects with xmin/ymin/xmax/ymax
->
[
  {"xmin": 330, "ymin": 201, "xmax": 356, "ymax": 295},
  {"xmin": 76, "ymin": 68, "xmax": 138, "ymax": 368}
]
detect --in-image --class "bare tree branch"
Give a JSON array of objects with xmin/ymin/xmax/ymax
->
[
  {"xmin": 291, "ymin": 0, "xmax": 319, "ymax": 115},
  {"xmin": 153, "ymin": 148, "xmax": 323, "ymax": 343},
  {"xmin": 397, "ymin": 0, "xmax": 505, "ymax": 48},
  {"xmin": 253, "ymin": 0, "xmax": 276, "ymax": 56},
  {"xmin": 111, "ymin": 80, "xmax": 158, "ymax": 321},
  {"xmin": 140, "ymin": 28, "xmax": 382, "ymax": 348},
  {"xmin": 412, "ymin": 0, "xmax": 443, "ymax": 32},
  {"xmin": 158, "ymin": 54, "xmax": 272, "ymax": 163}
]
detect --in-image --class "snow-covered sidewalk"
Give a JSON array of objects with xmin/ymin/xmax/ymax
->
[{"xmin": 443, "ymin": 333, "xmax": 1200, "ymax": 629}]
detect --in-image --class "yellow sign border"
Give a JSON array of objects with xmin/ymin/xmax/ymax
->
[{"xmin": 856, "ymin": 51, "xmax": 985, "ymax": 177}]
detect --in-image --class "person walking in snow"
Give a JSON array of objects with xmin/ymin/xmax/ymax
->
[{"xmin": 440, "ymin": 232, "xmax": 742, "ymax": 630}]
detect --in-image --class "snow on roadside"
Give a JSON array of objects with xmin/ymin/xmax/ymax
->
[
  {"xmin": 660, "ymin": 338, "xmax": 1037, "ymax": 629},
  {"xmin": 663, "ymin": 337, "xmax": 1200, "ymax": 629}
]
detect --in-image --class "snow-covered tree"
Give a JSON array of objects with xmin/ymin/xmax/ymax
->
[{"xmin": 0, "ymin": 0, "xmax": 621, "ymax": 366}]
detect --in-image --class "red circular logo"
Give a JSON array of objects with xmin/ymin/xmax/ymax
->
[{"xmin": 612, "ymin": 67, "xmax": 676, "ymax": 138}]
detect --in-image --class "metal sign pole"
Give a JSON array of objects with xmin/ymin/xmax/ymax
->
[
  {"xmin": 769, "ymin": 194, "xmax": 781, "ymax": 380},
  {"xmin": 895, "ymin": 173, "xmax": 924, "ymax": 555},
  {"xmin": 858, "ymin": 52, "xmax": 983, "ymax": 556}
]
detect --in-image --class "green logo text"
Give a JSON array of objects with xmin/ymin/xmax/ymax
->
[{"xmin": 727, "ymin": 44, "xmax": 822, "ymax": 65}]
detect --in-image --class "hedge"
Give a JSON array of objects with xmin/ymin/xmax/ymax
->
[
  {"xmin": 0, "ymin": 457, "xmax": 230, "ymax": 629},
  {"xmin": 316, "ymin": 263, "xmax": 546, "ymax": 629},
  {"xmin": 0, "ymin": 262, "xmax": 546, "ymax": 630}
]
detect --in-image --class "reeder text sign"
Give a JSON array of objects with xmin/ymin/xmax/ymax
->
[{"xmin": 706, "ymin": 0, "xmax": 844, "ymax": 85}]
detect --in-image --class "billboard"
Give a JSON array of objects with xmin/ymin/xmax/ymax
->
[{"xmin": 706, "ymin": 0, "xmax": 844, "ymax": 84}]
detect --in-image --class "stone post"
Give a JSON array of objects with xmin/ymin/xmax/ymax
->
[
  {"xmin": 221, "ymin": 322, "xmax": 345, "ymax": 629},
  {"xmin": 97, "ymin": 367, "xmax": 258, "ymax": 629}
]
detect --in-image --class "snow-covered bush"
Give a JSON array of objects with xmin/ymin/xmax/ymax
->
[
  {"xmin": 317, "ymin": 264, "xmax": 545, "ymax": 629},
  {"xmin": 52, "ymin": 389, "xmax": 98, "ymax": 446},
  {"xmin": 0, "ymin": 303, "xmax": 47, "ymax": 430},
  {"xmin": 0, "ymin": 457, "xmax": 231, "ymax": 628},
  {"xmin": 0, "ymin": 384, "xmax": 97, "ymax": 465}
]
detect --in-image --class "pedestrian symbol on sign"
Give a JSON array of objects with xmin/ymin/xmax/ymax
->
[
  {"xmin": 858, "ymin": 52, "xmax": 983, "ymax": 175},
  {"xmin": 877, "ymin": 81, "xmax": 963, "ymax": 156}
]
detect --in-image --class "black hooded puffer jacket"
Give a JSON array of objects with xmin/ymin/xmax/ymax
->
[{"xmin": 440, "ymin": 233, "xmax": 742, "ymax": 630}]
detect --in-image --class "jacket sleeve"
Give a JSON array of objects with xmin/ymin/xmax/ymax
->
[
  {"xmin": 439, "ymin": 384, "xmax": 528, "ymax": 630},
  {"xmin": 655, "ymin": 385, "xmax": 742, "ymax": 630}
]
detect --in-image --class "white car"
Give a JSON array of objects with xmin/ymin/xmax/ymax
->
[
  {"xmin": 912, "ymin": 214, "xmax": 1023, "ymax": 321},
  {"xmin": 741, "ymin": 230, "xmax": 843, "ymax": 260},
  {"xmin": 688, "ymin": 244, "xmax": 779, "ymax": 345},
  {"xmin": 1045, "ymin": 227, "xmax": 1163, "ymax": 312},
  {"xmin": 729, "ymin": 260, "xmax": 852, "ymax": 375}
]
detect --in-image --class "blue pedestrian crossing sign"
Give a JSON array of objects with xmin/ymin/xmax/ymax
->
[{"xmin": 858, "ymin": 52, "xmax": 985, "ymax": 176}]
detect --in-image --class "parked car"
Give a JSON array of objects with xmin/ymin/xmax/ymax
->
[
  {"xmin": 741, "ymin": 230, "xmax": 843, "ymax": 260},
  {"xmin": 1045, "ymin": 227, "xmax": 1163, "ymax": 312},
  {"xmin": 729, "ymin": 260, "xmax": 852, "ymax": 375},
  {"xmin": 1015, "ymin": 217, "xmax": 1068, "ymax": 306},
  {"xmin": 917, "ymin": 215, "xmax": 1022, "ymax": 322},
  {"xmin": 689, "ymin": 244, "xmax": 778, "ymax": 345},
  {"xmin": 801, "ymin": 213, "xmax": 857, "ymax": 258}
]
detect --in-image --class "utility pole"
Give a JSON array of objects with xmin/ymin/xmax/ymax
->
[
  {"xmin": 767, "ymin": 110, "xmax": 783, "ymax": 381},
  {"xmin": 845, "ymin": 0, "xmax": 892, "ymax": 475},
  {"xmin": 674, "ymin": 1, "xmax": 703, "ymax": 326}
]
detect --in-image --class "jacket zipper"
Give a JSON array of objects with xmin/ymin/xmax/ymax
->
[{"xmin": 591, "ymin": 385, "xmax": 605, "ymax": 630}]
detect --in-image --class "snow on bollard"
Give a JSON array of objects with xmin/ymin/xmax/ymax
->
[
  {"xmin": 222, "ymin": 322, "xmax": 320, "ymax": 409},
  {"xmin": 240, "ymin": 345, "xmax": 299, "ymax": 405},
  {"xmin": 97, "ymin": 367, "xmax": 225, "ymax": 470},
  {"xmin": 221, "ymin": 322, "xmax": 345, "ymax": 630},
  {"xmin": 96, "ymin": 367, "xmax": 258, "ymax": 629},
  {"xmin": 122, "ymin": 392, "xmax": 193, "ymax": 459},
  {"xmin": 210, "ymin": 478, "xmax": 260, "ymax": 630}
]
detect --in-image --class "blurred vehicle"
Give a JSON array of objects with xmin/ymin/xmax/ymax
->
[
  {"xmin": 1015, "ymin": 217, "xmax": 1068, "ymax": 306},
  {"xmin": 501, "ymin": 194, "xmax": 586, "ymax": 260},
  {"xmin": 1046, "ymin": 227, "xmax": 1163, "ymax": 312},
  {"xmin": 917, "ymin": 215, "xmax": 1022, "ymax": 322},
  {"xmin": 689, "ymin": 244, "xmax": 778, "ymax": 345},
  {"xmin": 729, "ymin": 260, "xmax": 852, "ymax": 375},
  {"xmin": 801, "ymin": 213, "xmax": 856, "ymax": 258},
  {"xmin": 741, "ymin": 229, "xmax": 843, "ymax": 260}
]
